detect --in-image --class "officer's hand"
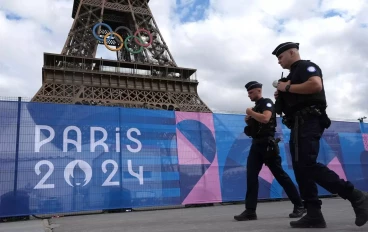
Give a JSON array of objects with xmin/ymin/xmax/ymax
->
[
  {"xmin": 245, "ymin": 115, "xmax": 251, "ymax": 122},
  {"xmin": 246, "ymin": 108, "xmax": 253, "ymax": 116},
  {"xmin": 274, "ymin": 90, "xmax": 278, "ymax": 99},
  {"xmin": 277, "ymin": 80, "xmax": 290, "ymax": 92}
]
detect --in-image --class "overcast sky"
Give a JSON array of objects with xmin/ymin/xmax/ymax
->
[{"xmin": 0, "ymin": 0, "xmax": 367, "ymax": 121}]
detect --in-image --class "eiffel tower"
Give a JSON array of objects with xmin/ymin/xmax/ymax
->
[{"xmin": 31, "ymin": 0, "xmax": 211, "ymax": 112}]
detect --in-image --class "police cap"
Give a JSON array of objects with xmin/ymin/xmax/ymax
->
[
  {"xmin": 272, "ymin": 42, "xmax": 299, "ymax": 57},
  {"xmin": 245, "ymin": 81, "xmax": 262, "ymax": 91}
]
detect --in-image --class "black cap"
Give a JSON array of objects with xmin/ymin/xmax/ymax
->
[
  {"xmin": 245, "ymin": 81, "xmax": 262, "ymax": 91},
  {"xmin": 272, "ymin": 42, "xmax": 299, "ymax": 57}
]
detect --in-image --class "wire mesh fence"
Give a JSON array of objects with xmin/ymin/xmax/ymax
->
[
  {"xmin": 0, "ymin": 95, "xmax": 366, "ymax": 123},
  {"xmin": 0, "ymin": 96, "xmax": 367, "ymax": 219}
]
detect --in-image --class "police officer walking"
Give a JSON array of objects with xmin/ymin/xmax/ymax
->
[
  {"xmin": 272, "ymin": 42, "xmax": 368, "ymax": 228},
  {"xmin": 234, "ymin": 81, "xmax": 306, "ymax": 221}
]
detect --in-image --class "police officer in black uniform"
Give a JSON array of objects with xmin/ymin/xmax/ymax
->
[
  {"xmin": 234, "ymin": 81, "xmax": 306, "ymax": 221},
  {"xmin": 272, "ymin": 42, "xmax": 368, "ymax": 228}
]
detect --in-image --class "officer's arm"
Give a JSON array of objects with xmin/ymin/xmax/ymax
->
[
  {"xmin": 248, "ymin": 110, "xmax": 272, "ymax": 124},
  {"xmin": 289, "ymin": 64, "xmax": 323, "ymax": 94},
  {"xmin": 289, "ymin": 76, "xmax": 322, "ymax": 94}
]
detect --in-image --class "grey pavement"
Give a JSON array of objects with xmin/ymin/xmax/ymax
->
[
  {"xmin": 51, "ymin": 197, "xmax": 367, "ymax": 232},
  {"xmin": 0, "ymin": 219, "xmax": 48, "ymax": 232},
  {"xmin": 2, "ymin": 197, "xmax": 368, "ymax": 232}
]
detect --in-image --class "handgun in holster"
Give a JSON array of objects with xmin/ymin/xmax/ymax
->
[{"xmin": 265, "ymin": 137, "xmax": 281, "ymax": 160}]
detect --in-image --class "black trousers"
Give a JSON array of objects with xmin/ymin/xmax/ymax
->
[
  {"xmin": 245, "ymin": 140, "xmax": 303, "ymax": 210},
  {"xmin": 289, "ymin": 115, "xmax": 355, "ymax": 209}
]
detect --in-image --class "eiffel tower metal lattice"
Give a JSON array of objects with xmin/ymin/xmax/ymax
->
[{"xmin": 31, "ymin": 0, "xmax": 211, "ymax": 112}]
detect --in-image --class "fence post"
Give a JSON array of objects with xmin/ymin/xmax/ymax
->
[
  {"xmin": 119, "ymin": 107, "xmax": 123, "ymax": 186},
  {"xmin": 13, "ymin": 97, "xmax": 22, "ymax": 195}
]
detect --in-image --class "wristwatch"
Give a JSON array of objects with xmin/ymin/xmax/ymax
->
[{"xmin": 285, "ymin": 84, "xmax": 290, "ymax": 92}]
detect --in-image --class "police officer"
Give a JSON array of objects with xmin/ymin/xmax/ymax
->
[
  {"xmin": 234, "ymin": 81, "xmax": 306, "ymax": 221},
  {"xmin": 272, "ymin": 42, "xmax": 368, "ymax": 228}
]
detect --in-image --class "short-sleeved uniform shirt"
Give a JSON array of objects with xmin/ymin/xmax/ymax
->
[
  {"xmin": 283, "ymin": 60, "xmax": 327, "ymax": 114},
  {"xmin": 287, "ymin": 60, "xmax": 323, "ymax": 84},
  {"xmin": 254, "ymin": 98, "xmax": 275, "ymax": 115},
  {"xmin": 253, "ymin": 98, "xmax": 276, "ymax": 137}
]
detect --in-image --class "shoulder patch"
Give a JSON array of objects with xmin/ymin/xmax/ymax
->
[
  {"xmin": 266, "ymin": 103, "xmax": 272, "ymax": 107},
  {"xmin": 307, "ymin": 66, "xmax": 316, "ymax": 72}
]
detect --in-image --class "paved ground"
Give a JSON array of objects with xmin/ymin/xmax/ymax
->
[
  {"xmin": 0, "ymin": 219, "xmax": 47, "ymax": 232},
  {"xmin": 1, "ymin": 197, "xmax": 368, "ymax": 232}
]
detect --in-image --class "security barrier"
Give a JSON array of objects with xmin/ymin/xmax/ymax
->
[{"xmin": 0, "ymin": 99, "xmax": 367, "ymax": 217}]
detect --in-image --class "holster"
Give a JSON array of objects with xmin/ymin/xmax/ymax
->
[
  {"xmin": 264, "ymin": 137, "xmax": 281, "ymax": 161},
  {"xmin": 282, "ymin": 105, "xmax": 331, "ymax": 130},
  {"xmin": 244, "ymin": 118, "xmax": 259, "ymax": 137},
  {"xmin": 320, "ymin": 112, "xmax": 331, "ymax": 129},
  {"xmin": 282, "ymin": 116, "xmax": 294, "ymax": 129},
  {"xmin": 244, "ymin": 125, "xmax": 251, "ymax": 136}
]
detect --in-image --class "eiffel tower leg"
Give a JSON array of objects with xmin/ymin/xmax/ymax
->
[{"xmin": 62, "ymin": 0, "xmax": 106, "ymax": 58}]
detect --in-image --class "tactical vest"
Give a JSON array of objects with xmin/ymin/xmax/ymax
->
[
  {"xmin": 245, "ymin": 98, "xmax": 276, "ymax": 138},
  {"xmin": 276, "ymin": 61, "xmax": 327, "ymax": 116}
]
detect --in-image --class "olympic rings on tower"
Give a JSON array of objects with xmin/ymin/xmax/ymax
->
[
  {"xmin": 103, "ymin": 32, "xmax": 124, "ymax": 51},
  {"xmin": 134, "ymin": 28, "xmax": 153, "ymax": 47},
  {"xmin": 92, "ymin": 22, "xmax": 153, "ymax": 53}
]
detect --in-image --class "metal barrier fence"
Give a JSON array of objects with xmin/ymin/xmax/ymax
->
[{"xmin": 0, "ymin": 97, "xmax": 367, "ymax": 219}]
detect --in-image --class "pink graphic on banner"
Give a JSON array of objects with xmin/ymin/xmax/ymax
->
[
  {"xmin": 175, "ymin": 111, "xmax": 222, "ymax": 203},
  {"xmin": 259, "ymin": 165, "xmax": 274, "ymax": 184},
  {"xmin": 175, "ymin": 112, "xmax": 216, "ymax": 137},
  {"xmin": 176, "ymin": 129, "xmax": 210, "ymax": 165},
  {"xmin": 327, "ymin": 156, "xmax": 347, "ymax": 181},
  {"xmin": 363, "ymin": 134, "xmax": 368, "ymax": 151},
  {"xmin": 182, "ymin": 154, "xmax": 222, "ymax": 204}
]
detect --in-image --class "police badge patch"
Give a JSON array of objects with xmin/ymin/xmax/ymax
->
[
  {"xmin": 307, "ymin": 66, "xmax": 316, "ymax": 72},
  {"xmin": 266, "ymin": 103, "xmax": 272, "ymax": 107}
]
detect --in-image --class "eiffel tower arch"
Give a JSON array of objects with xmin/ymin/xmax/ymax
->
[{"xmin": 31, "ymin": 0, "xmax": 211, "ymax": 113}]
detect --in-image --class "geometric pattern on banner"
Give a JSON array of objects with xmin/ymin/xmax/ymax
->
[
  {"xmin": 213, "ymin": 113, "xmax": 274, "ymax": 202},
  {"xmin": 363, "ymin": 134, "xmax": 368, "ymax": 151},
  {"xmin": 175, "ymin": 112, "xmax": 222, "ymax": 204},
  {"xmin": 338, "ymin": 131, "xmax": 368, "ymax": 191},
  {"xmin": 317, "ymin": 134, "xmax": 347, "ymax": 195},
  {"xmin": 363, "ymin": 128, "xmax": 368, "ymax": 185},
  {"xmin": 176, "ymin": 129, "xmax": 210, "ymax": 165},
  {"xmin": 361, "ymin": 134, "xmax": 368, "ymax": 187}
]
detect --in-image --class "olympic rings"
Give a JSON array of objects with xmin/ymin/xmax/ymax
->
[
  {"xmin": 124, "ymin": 36, "xmax": 144, "ymax": 54},
  {"xmin": 93, "ymin": 23, "xmax": 114, "ymax": 42},
  {"xmin": 104, "ymin": 32, "xmax": 124, "ymax": 51},
  {"xmin": 92, "ymin": 22, "xmax": 153, "ymax": 53},
  {"xmin": 115, "ymin": 26, "xmax": 133, "ymax": 38},
  {"xmin": 134, "ymin": 28, "xmax": 153, "ymax": 47}
]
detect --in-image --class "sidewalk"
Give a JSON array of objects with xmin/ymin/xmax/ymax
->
[
  {"xmin": 50, "ymin": 197, "xmax": 367, "ymax": 232},
  {"xmin": 1, "ymin": 197, "xmax": 367, "ymax": 232},
  {"xmin": 0, "ymin": 219, "xmax": 49, "ymax": 232}
]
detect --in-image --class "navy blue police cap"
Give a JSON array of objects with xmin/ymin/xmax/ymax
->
[
  {"xmin": 245, "ymin": 81, "xmax": 262, "ymax": 91},
  {"xmin": 272, "ymin": 42, "xmax": 299, "ymax": 57}
]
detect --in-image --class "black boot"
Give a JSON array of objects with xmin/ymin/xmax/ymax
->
[
  {"xmin": 234, "ymin": 209, "xmax": 257, "ymax": 221},
  {"xmin": 289, "ymin": 205, "xmax": 307, "ymax": 218},
  {"xmin": 290, "ymin": 208, "xmax": 327, "ymax": 228},
  {"xmin": 347, "ymin": 188, "xmax": 368, "ymax": 227}
]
